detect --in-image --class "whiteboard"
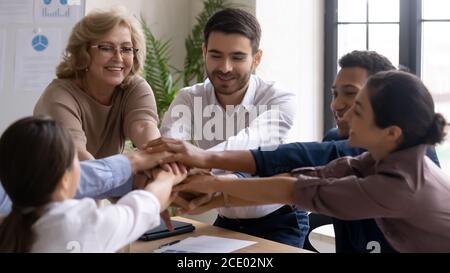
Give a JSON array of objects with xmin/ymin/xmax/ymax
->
[{"xmin": 0, "ymin": 0, "xmax": 85, "ymax": 133}]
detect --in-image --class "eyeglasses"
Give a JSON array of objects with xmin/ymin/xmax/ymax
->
[{"xmin": 91, "ymin": 44, "xmax": 138, "ymax": 58}]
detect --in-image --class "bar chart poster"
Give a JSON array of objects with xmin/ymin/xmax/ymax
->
[{"xmin": 35, "ymin": 0, "xmax": 84, "ymax": 23}]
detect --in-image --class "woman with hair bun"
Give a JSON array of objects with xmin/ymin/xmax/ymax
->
[{"xmin": 174, "ymin": 70, "xmax": 450, "ymax": 252}]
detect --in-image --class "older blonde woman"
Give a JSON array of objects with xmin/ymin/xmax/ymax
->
[{"xmin": 34, "ymin": 9, "xmax": 159, "ymax": 160}]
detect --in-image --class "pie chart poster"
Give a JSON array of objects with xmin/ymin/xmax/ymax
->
[{"xmin": 14, "ymin": 28, "xmax": 62, "ymax": 92}]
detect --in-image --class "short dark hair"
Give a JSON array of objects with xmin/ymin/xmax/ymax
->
[
  {"xmin": 0, "ymin": 116, "xmax": 75, "ymax": 252},
  {"xmin": 339, "ymin": 50, "xmax": 396, "ymax": 76},
  {"xmin": 204, "ymin": 8, "xmax": 261, "ymax": 53},
  {"xmin": 367, "ymin": 71, "xmax": 447, "ymax": 150}
]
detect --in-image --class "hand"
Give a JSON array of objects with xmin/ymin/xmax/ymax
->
[
  {"xmin": 133, "ymin": 172, "xmax": 151, "ymax": 190},
  {"xmin": 143, "ymin": 137, "xmax": 211, "ymax": 168},
  {"xmin": 157, "ymin": 191, "xmax": 180, "ymax": 220},
  {"xmin": 177, "ymin": 191, "xmax": 206, "ymax": 202},
  {"xmin": 173, "ymin": 192, "xmax": 214, "ymax": 209},
  {"xmin": 151, "ymin": 162, "xmax": 188, "ymax": 186},
  {"xmin": 173, "ymin": 174, "xmax": 216, "ymax": 194},
  {"xmin": 186, "ymin": 193, "xmax": 215, "ymax": 211},
  {"xmin": 160, "ymin": 209, "xmax": 174, "ymax": 231},
  {"xmin": 176, "ymin": 194, "xmax": 223, "ymax": 215},
  {"xmin": 127, "ymin": 150, "xmax": 173, "ymax": 173},
  {"xmin": 170, "ymin": 193, "xmax": 192, "ymax": 211},
  {"xmin": 188, "ymin": 168, "xmax": 213, "ymax": 176}
]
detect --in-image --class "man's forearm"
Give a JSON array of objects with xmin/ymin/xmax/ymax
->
[
  {"xmin": 207, "ymin": 150, "xmax": 257, "ymax": 174},
  {"xmin": 184, "ymin": 193, "xmax": 263, "ymax": 215}
]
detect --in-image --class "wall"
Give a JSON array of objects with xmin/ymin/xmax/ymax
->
[
  {"xmin": 256, "ymin": 0, "xmax": 324, "ymax": 142},
  {"xmin": 85, "ymin": 0, "xmax": 143, "ymax": 15},
  {"xmin": 86, "ymin": 0, "xmax": 193, "ymax": 72},
  {"xmin": 0, "ymin": 0, "xmax": 324, "ymax": 223},
  {"xmin": 0, "ymin": 0, "xmax": 84, "ymax": 133}
]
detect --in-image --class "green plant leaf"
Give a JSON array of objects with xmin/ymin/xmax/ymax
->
[
  {"xmin": 141, "ymin": 17, "xmax": 180, "ymax": 120},
  {"xmin": 183, "ymin": 0, "xmax": 232, "ymax": 86}
]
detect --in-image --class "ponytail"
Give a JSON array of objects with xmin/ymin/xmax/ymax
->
[
  {"xmin": 0, "ymin": 206, "xmax": 40, "ymax": 252},
  {"xmin": 0, "ymin": 116, "xmax": 75, "ymax": 252}
]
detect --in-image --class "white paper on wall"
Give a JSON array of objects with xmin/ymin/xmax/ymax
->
[
  {"xmin": 14, "ymin": 27, "xmax": 62, "ymax": 92},
  {"xmin": 0, "ymin": 29, "xmax": 5, "ymax": 91},
  {"xmin": 0, "ymin": 0, "xmax": 34, "ymax": 24}
]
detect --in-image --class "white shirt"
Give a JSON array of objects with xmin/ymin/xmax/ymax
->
[
  {"xmin": 31, "ymin": 190, "xmax": 160, "ymax": 253},
  {"xmin": 1, "ymin": 154, "xmax": 134, "ymax": 217},
  {"xmin": 161, "ymin": 75, "xmax": 297, "ymax": 218}
]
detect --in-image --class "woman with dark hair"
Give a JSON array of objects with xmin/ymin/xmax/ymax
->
[
  {"xmin": 0, "ymin": 117, "xmax": 186, "ymax": 252},
  {"xmin": 173, "ymin": 71, "xmax": 450, "ymax": 252}
]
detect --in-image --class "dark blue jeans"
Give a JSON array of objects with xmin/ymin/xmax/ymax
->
[{"xmin": 214, "ymin": 206, "xmax": 309, "ymax": 248}]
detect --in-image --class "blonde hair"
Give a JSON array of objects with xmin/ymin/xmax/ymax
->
[{"xmin": 56, "ymin": 8, "xmax": 146, "ymax": 86}]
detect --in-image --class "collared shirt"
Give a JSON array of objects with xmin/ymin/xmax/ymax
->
[
  {"xmin": 0, "ymin": 154, "xmax": 133, "ymax": 216},
  {"xmin": 31, "ymin": 190, "xmax": 160, "ymax": 252},
  {"xmin": 291, "ymin": 145, "xmax": 450, "ymax": 253},
  {"xmin": 161, "ymin": 75, "xmax": 297, "ymax": 218}
]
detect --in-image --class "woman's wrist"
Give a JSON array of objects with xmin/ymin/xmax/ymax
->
[
  {"xmin": 206, "ymin": 151, "xmax": 223, "ymax": 169},
  {"xmin": 126, "ymin": 152, "xmax": 139, "ymax": 174}
]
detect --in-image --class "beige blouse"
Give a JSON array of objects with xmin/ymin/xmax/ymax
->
[{"xmin": 34, "ymin": 76, "xmax": 158, "ymax": 158}]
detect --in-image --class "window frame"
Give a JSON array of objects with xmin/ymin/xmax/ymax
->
[{"xmin": 323, "ymin": 0, "xmax": 422, "ymax": 133}]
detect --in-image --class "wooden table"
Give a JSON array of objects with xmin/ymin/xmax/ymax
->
[{"xmin": 129, "ymin": 216, "xmax": 312, "ymax": 253}]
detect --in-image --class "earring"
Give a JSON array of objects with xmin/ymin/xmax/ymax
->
[{"xmin": 85, "ymin": 67, "xmax": 89, "ymax": 72}]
